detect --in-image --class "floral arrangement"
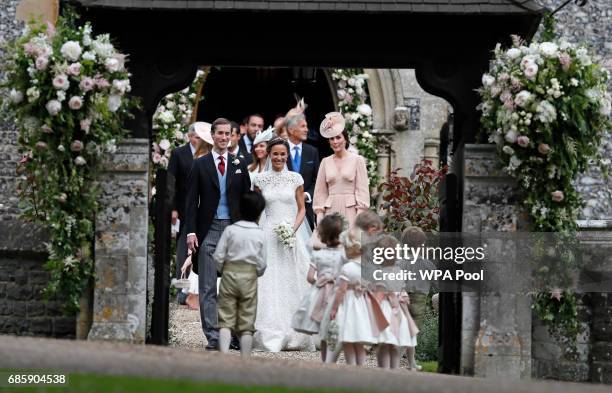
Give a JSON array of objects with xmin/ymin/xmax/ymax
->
[
  {"xmin": 273, "ymin": 221, "xmax": 296, "ymax": 249},
  {"xmin": 331, "ymin": 69, "xmax": 379, "ymax": 202},
  {"xmin": 477, "ymin": 19, "xmax": 611, "ymax": 343},
  {"xmin": 0, "ymin": 10, "xmax": 138, "ymax": 313},
  {"xmin": 151, "ymin": 69, "xmax": 207, "ymax": 169},
  {"xmin": 379, "ymin": 160, "xmax": 448, "ymax": 233},
  {"xmin": 325, "ymin": 319, "xmax": 339, "ymax": 351}
]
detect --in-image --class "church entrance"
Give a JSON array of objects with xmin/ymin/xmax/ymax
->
[{"xmin": 197, "ymin": 67, "xmax": 336, "ymax": 157}]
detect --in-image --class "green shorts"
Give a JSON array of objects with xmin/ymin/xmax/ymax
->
[{"xmin": 217, "ymin": 262, "xmax": 258, "ymax": 334}]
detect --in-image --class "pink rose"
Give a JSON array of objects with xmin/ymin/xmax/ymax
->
[
  {"xmin": 152, "ymin": 152, "xmax": 161, "ymax": 164},
  {"xmin": 41, "ymin": 125, "xmax": 53, "ymax": 134},
  {"xmin": 80, "ymin": 118, "xmax": 92, "ymax": 133},
  {"xmin": 551, "ymin": 191, "xmax": 564, "ymax": 202},
  {"xmin": 517, "ymin": 136, "xmax": 529, "ymax": 147},
  {"xmin": 52, "ymin": 74, "xmax": 70, "ymax": 90},
  {"xmin": 67, "ymin": 62, "xmax": 81, "ymax": 76},
  {"xmin": 35, "ymin": 56, "xmax": 49, "ymax": 71},
  {"xmin": 70, "ymin": 140, "xmax": 84, "ymax": 152},
  {"xmin": 500, "ymin": 90, "xmax": 512, "ymax": 103},
  {"xmin": 68, "ymin": 96, "xmax": 83, "ymax": 110},
  {"xmin": 35, "ymin": 141, "xmax": 47, "ymax": 150},
  {"xmin": 80, "ymin": 77, "xmax": 95, "ymax": 92},
  {"xmin": 503, "ymin": 99, "xmax": 515, "ymax": 110},
  {"xmin": 94, "ymin": 75, "xmax": 110, "ymax": 89},
  {"xmin": 524, "ymin": 64, "xmax": 539, "ymax": 80},
  {"xmin": 23, "ymin": 43, "xmax": 37, "ymax": 56},
  {"xmin": 538, "ymin": 143, "xmax": 550, "ymax": 155},
  {"xmin": 558, "ymin": 53, "xmax": 571, "ymax": 71}
]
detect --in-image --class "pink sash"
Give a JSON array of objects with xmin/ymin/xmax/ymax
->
[
  {"xmin": 399, "ymin": 295, "xmax": 420, "ymax": 337},
  {"xmin": 348, "ymin": 283, "xmax": 389, "ymax": 336},
  {"xmin": 310, "ymin": 275, "xmax": 335, "ymax": 323}
]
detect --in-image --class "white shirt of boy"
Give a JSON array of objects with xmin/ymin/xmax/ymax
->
[{"xmin": 213, "ymin": 220, "xmax": 266, "ymax": 276}]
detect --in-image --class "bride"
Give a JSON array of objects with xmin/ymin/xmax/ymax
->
[{"xmin": 252, "ymin": 137, "xmax": 314, "ymax": 352}]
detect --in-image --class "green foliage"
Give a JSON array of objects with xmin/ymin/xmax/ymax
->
[
  {"xmin": 416, "ymin": 306, "xmax": 439, "ymax": 362},
  {"xmin": 477, "ymin": 22, "xmax": 610, "ymax": 345},
  {"xmin": 0, "ymin": 9, "xmax": 139, "ymax": 313}
]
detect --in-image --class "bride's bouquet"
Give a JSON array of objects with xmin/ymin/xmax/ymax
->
[{"xmin": 273, "ymin": 222, "xmax": 296, "ymax": 250}]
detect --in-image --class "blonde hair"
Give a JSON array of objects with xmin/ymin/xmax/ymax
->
[
  {"xmin": 340, "ymin": 227, "xmax": 363, "ymax": 258},
  {"xmin": 194, "ymin": 140, "xmax": 211, "ymax": 158},
  {"xmin": 375, "ymin": 234, "xmax": 399, "ymax": 267}
]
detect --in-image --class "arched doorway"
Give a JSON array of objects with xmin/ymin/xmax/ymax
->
[{"xmin": 197, "ymin": 67, "xmax": 336, "ymax": 157}]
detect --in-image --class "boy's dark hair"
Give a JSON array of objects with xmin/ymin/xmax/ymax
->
[
  {"xmin": 240, "ymin": 191, "xmax": 266, "ymax": 222},
  {"xmin": 318, "ymin": 213, "xmax": 345, "ymax": 247},
  {"xmin": 376, "ymin": 234, "xmax": 400, "ymax": 267}
]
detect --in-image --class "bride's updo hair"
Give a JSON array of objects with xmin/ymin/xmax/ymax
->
[
  {"xmin": 266, "ymin": 137, "xmax": 290, "ymax": 154},
  {"xmin": 340, "ymin": 227, "xmax": 363, "ymax": 258}
]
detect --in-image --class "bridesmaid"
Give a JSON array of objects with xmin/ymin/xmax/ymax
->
[{"xmin": 313, "ymin": 112, "xmax": 370, "ymax": 227}]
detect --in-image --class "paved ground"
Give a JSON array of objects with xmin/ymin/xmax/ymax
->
[{"xmin": 0, "ymin": 335, "xmax": 609, "ymax": 393}]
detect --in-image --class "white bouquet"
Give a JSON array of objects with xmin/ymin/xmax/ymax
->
[
  {"xmin": 273, "ymin": 222, "xmax": 296, "ymax": 249},
  {"xmin": 325, "ymin": 319, "xmax": 339, "ymax": 351}
]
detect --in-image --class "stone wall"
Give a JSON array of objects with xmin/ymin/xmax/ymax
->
[
  {"xmin": 536, "ymin": 0, "xmax": 612, "ymax": 220},
  {"xmin": 461, "ymin": 144, "xmax": 612, "ymax": 383},
  {"xmin": 0, "ymin": 221, "xmax": 75, "ymax": 338}
]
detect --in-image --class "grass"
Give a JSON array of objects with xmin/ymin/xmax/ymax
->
[
  {"xmin": 3, "ymin": 372, "xmax": 347, "ymax": 393},
  {"xmin": 419, "ymin": 361, "xmax": 438, "ymax": 373}
]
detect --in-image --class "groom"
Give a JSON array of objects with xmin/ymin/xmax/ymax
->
[{"xmin": 185, "ymin": 117, "xmax": 251, "ymax": 350}]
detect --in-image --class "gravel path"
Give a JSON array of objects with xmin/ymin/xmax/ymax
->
[{"xmin": 168, "ymin": 301, "xmax": 411, "ymax": 368}]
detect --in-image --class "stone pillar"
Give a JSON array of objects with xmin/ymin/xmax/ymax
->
[
  {"xmin": 371, "ymin": 129, "xmax": 394, "ymax": 207},
  {"xmin": 461, "ymin": 144, "xmax": 532, "ymax": 379},
  {"xmin": 424, "ymin": 137, "xmax": 440, "ymax": 169},
  {"xmin": 88, "ymin": 139, "xmax": 149, "ymax": 343}
]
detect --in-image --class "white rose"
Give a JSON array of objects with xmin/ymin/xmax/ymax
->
[
  {"xmin": 175, "ymin": 131, "xmax": 184, "ymax": 140},
  {"xmin": 56, "ymin": 90, "xmax": 66, "ymax": 102},
  {"xmin": 46, "ymin": 100, "xmax": 62, "ymax": 116},
  {"xmin": 514, "ymin": 90, "xmax": 532, "ymax": 108},
  {"xmin": 68, "ymin": 96, "xmax": 83, "ymax": 110},
  {"xmin": 60, "ymin": 41, "xmax": 82, "ymax": 61},
  {"xmin": 67, "ymin": 62, "xmax": 81, "ymax": 76},
  {"xmin": 506, "ymin": 48, "xmax": 521, "ymax": 59},
  {"xmin": 357, "ymin": 103, "xmax": 372, "ymax": 117},
  {"xmin": 482, "ymin": 74, "xmax": 495, "ymax": 87},
  {"xmin": 600, "ymin": 93, "xmax": 611, "ymax": 116},
  {"xmin": 348, "ymin": 78, "xmax": 356, "ymax": 86},
  {"xmin": 159, "ymin": 139, "xmax": 171, "ymax": 151},
  {"xmin": 570, "ymin": 78, "xmax": 579, "ymax": 87},
  {"xmin": 107, "ymin": 94, "xmax": 121, "ymax": 112},
  {"xmin": 105, "ymin": 57, "xmax": 120, "ymax": 72},
  {"xmin": 92, "ymin": 40, "xmax": 114, "ymax": 58},
  {"xmin": 9, "ymin": 89, "xmax": 24, "ymax": 104},
  {"xmin": 502, "ymin": 145, "xmax": 514, "ymax": 155},
  {"xmin": 523, "ymin": 63, "xmax": 538, "ymax": 80},
  {"xmin": 166, "ymin": 101, "xmax": 176, "ymax": 109},
  {"xmin": 35, "ymin": 56, "xmax": 49, "ymax": 70},
  {"xmin": 74, "ymin": 156, "xmax": 87, "ymax": 166},
  {"xmin": 504, "ymin": 130, "xmax": 518, "ymax": 144},
  {"xmin": 158, "ymin": 111, "xmax": 175, "ymax": 124},
  {"xmin": 539, "ymin": 42, "xmax": 558, "ymax": 58}
]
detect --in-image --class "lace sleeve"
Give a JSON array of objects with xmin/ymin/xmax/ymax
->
[{"xmin": 292, "ymin": 171, "xmax": 304, "ymax": 190}]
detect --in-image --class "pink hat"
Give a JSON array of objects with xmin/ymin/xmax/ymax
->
[
  {"xmin": 192, "ymin": 122, "xmax": 213, "ymax": 145},
  {"xmin": 320, "ymin": 112, "xmax": 346, "ymax": 138}
]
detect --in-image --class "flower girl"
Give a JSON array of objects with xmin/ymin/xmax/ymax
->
[
  {"xmin": 372, "ymin": 235, "xmax": 418, "ymax": 369},
  {"xmin": 328, "ymin": 227, "xmax": 388, "ymax": 366},
  {"xmin": 292, "ymin": 213, "xmax": 346, "ymax": 362}
]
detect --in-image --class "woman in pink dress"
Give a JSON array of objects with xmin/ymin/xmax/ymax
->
[{"xmin": 313, "ymin": 112, "xmax": 370, "ymax": 227}]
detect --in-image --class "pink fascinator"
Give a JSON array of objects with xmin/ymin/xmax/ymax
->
[{"xmin": 320, "ymin": 112, "xmax": 346, "ymax": 138}]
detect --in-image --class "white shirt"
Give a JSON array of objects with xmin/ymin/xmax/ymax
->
[
  {"xmin": 242, "ymin": 134, "xmax": 253, "ymax": 153},
  {"xmin": 213, "ymin": 220, "xmax": 267, "ymax": 276},
  {"xmin": 287, "ymin": 140, "xmax": 311, "ymax": 203},
  {"xmin": 229, "ymin": 145, "xmax": 240, "ymax": 156},
  {"xmin": 288, "ymin": 140, "xmax": 303, "ymax": 162},
  {"xmin": 189, "ymin": 142, "xmax": 196, "ymax": 157}
]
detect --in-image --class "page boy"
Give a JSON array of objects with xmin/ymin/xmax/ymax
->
[{"xmin": 213, "ymin": 191, "xmax": 266, "ymax": 357}]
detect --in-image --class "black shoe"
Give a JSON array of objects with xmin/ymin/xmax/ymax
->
[
  {"xmin": 229, "ymin": 335, "xmax": 241, "ymax": 350},
  {"xmin": 205, "ymin": 341, "xmax": 219, "ymax": 351}
]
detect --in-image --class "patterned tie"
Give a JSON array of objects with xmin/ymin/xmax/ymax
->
[
  {"xmin": 218, "ymin": 155, "xmax": 225, "ymax": 176},
  {"xmin": 292, "ymin": 145, "xmax": 301, "ymax": 172}
]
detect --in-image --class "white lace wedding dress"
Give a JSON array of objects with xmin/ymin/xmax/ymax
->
[{"xmin": 253, "ymin": 169, "xmax": 315, "ymax": 352}]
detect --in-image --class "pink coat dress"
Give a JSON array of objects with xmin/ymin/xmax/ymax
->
[{"xmin": 313, "ymin": 152, "xmax": 370, "ymax": 226}]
